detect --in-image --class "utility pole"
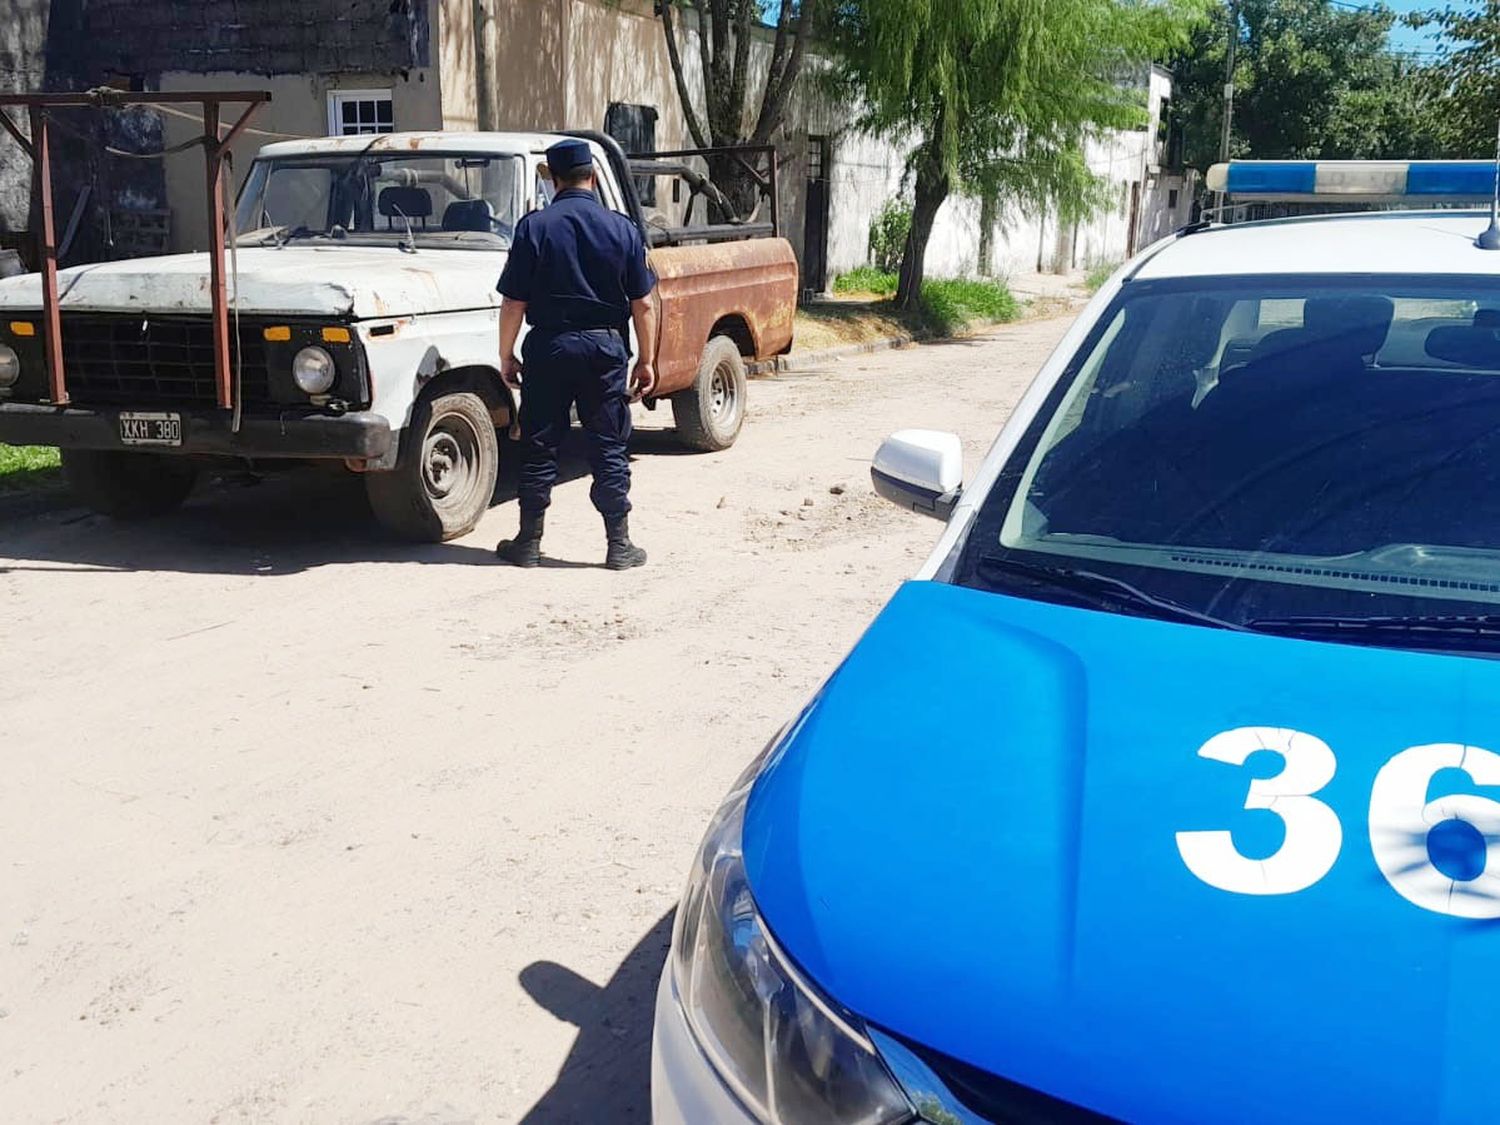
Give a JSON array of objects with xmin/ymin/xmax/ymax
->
[
  {"xmin": 1216, "ymin": 0, "xmax": 1240, "ymax": 211},
  {"xmin": 471, "ymin": 0, "xmax": 497, "ymax": 131}
]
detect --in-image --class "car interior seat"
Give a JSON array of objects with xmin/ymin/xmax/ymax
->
[
  {"xmin": 377, "ymin": 186, "xmax": 433, "ymax": 230},
  {"xmin": 442, "ymin": 199, "xmax": 495, "ymax": 232},
  {"xmin": 1234, "ymin": 296, "xmax": 1395, "ymax": 382}
]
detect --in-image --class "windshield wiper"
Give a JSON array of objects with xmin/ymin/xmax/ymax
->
[
  {"xmin": 258, "ymin": 224, "xmax": 323, "ymax": 248},
  {"xmin": 975, "ymin": 553, "xmax": 1247, "ymax": 632},
  {"xmin": 1248, "ymin": 614, "xmax": 1500, "ymax": 651}
]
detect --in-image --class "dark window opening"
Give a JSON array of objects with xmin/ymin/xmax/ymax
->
[
  {"xmin": 330, "ymin": 92, "xmax": 395, "ymax": 137},
  {"xmin": 605, "ymin": 102, "xmax": 659, "ymax": 207}
]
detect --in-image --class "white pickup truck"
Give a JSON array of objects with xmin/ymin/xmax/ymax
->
[{"xmin": 0, "ymin": 130, "xmax": 798, "ymax": 539}]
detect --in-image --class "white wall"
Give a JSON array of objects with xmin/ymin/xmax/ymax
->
[{"xmin": 822, "ymin": 65, "xmax": 1196, "ymax": 286}]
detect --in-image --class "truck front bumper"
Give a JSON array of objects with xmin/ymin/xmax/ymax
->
[{"xmin": 0, "ymin": 402, "xmax": 392, "ymax": 460}]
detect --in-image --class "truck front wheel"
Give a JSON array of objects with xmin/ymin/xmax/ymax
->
[
  {"xmin": 672, "ymin": 335, "xmax": 747, "ymax": 452},
  {"xmin": 365, "ymin": 390, "xmax": 498, "ymax": 542},
  {"xmin": 61, "ymin": 449, "xmax": 198, "ymax": 520}
]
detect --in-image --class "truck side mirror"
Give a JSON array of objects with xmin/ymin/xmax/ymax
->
[{"xmin": 871, "ymin": 430, "xmax": 963, "ymax": 520}]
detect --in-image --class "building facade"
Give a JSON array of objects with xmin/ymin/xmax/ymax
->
[{"xmin": 0, "ymin": 1, "xmax": 1191, "ymax": 287}]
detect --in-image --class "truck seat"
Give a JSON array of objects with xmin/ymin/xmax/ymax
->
[
  {"xmin": 442, "ymin": 200, "xmax": 494, "ymax": 232},
  {"xmin": 377, "ymin": 186, "xmax": 433, "ymax": 229}
]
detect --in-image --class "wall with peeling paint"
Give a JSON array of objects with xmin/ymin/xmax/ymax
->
[
  {"xmin": 0, "ymin": 0, "xmax": 50, "ymax": 238},
  {"xmin": 72, "ymin": 0, "xmax": 429, "ymax": 80},
  {"xmin": 14, "ymin": 0, "xmax": 437, "ymax": 261}
]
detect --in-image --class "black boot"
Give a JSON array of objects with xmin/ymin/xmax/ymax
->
[
  {"xmin": 496, "ymin": 511, "xmax": 544, "ymax": 567},
  {"xmin": 604, "ymin": 514, "xmax": 647, "ymax": 570}
]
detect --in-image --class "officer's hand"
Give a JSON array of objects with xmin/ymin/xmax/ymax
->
[
  {"xmin": 501, "ymin": 354, "xmax": 524, "ymax": 390},
  {"xmin": 630, "ymin": 362, "xmax": 657, "ymax": 401}
]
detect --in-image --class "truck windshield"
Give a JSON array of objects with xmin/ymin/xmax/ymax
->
[
  {"xmin": 234, "ymin": 151, "xmax": 525, "ymax": 249},
  {"xmin": 956, "ymin": 275, "xmax": 1500, "ymax": 653}
]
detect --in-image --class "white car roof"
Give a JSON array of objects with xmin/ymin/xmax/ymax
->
[
  {"xmin": 254, "ymin": 130, "xmax": 574, "ymax": 160},
  {"xmin": 1136, "ymin": 211, "xmax": 1500, "ymax": 280}
]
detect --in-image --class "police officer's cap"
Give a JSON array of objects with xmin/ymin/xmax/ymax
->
[{"xmin": 545, "ymin": 139, "xmax": 594, "ymax": 175}]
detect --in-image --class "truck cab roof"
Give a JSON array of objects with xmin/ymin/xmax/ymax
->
[{"xmin": 254, "ymin": 131, "xmax": 576, "ymax": 160}]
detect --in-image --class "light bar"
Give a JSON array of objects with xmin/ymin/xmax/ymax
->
[{"xmin": 1207, "ymin": 160, "xmax": 1499, "ymax": 202}]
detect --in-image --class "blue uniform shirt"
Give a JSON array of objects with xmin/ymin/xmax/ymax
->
[{"xmin": 497, "ymin": 188, "xmax": 656, "ymax": 332}]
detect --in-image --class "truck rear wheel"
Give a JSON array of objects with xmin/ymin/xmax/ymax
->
[
  {"xmin": 365, "ymin": 389, "xmax": 498, "ymax": 542},
  {"xmin": 61, "ymin": 449, "xmax": 198, "ymax": 520},
  {"xmin": 672, "ymin": 335, "xmax": 747, "ymax": 452}
]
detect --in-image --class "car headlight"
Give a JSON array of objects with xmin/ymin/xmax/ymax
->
[
  {"xmin": 0, "ymin": 343, "xmax": 20, "ymax": 388},
  {"xmin": 291, "ymin": 346, "xmax": 336, "ymax": 395},
  {"xmin": 672, "ymin": 762, "xmax": 913, "ymax": 1125}
]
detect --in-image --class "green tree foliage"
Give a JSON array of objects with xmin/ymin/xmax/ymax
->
[
  {"xmin": 867, "ymin": 198, "xmax": 912, "ymax": 272},
  {"xmin": 834, "ymin": 0, "xmax": 1199, "ymax": 309},
  {"xmin": 1407, "ymin": 1, "xmax": 1500, "ymax": 157},
  {"xmin": 1170, "ymin": 0, "xmax": 1446, "ymax": 171}
]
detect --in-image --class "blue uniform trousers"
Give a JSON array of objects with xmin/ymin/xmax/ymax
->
[{"xmin": 517, "ymin": 327, "xmax": 633, "ymax": 518}]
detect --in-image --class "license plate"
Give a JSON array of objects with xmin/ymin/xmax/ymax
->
[{"xmin": 118, "ymin": 412, "xmax": 182, "ymax": 447}]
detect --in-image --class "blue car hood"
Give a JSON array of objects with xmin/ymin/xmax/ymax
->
[{"xmin": 743, "ymin": 580, "xmax": 1500, "ymax": 1125}]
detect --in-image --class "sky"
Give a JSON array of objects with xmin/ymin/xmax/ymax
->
[{"xmin": 1382, "ymin": 0, "xmax": 1446, "ymax": 54}]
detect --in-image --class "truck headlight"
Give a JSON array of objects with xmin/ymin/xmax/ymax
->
[
  {"xmin": 672, "ymin": 761, "xmax": 913, "ymax": 1125},
  {"xmin": 0, "ymin": 343, "xmax": 20, "ymax": 387},
  {"xmin": 292, "ymin": 346, "xmax": 336, "ymax": 395}
]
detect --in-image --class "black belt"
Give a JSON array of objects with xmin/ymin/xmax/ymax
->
[{"xmin": 532, "ymin": 325, "xmax": 625, "ymax": 335}]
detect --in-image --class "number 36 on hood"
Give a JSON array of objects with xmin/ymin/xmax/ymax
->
[{"xmin": 1176, "ymin": 727, "xmax": 1500, "ymax": 919}]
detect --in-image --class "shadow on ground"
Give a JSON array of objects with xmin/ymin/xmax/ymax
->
[
  {"xmin": 0, "ymin": 426, "xmax": 689, "ymax": 577},
  {"xmin": 517, "ymin": 910, "xmax": 674, "ymax": 1124}
]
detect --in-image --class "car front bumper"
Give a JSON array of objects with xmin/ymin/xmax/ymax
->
[
  {"xmin": 0, "ymin": 402, "xmax": 392, "ymax": 460},
  {"xmin": 651, "ymin": 963, "xmax": 758, "ymax": 1125}
]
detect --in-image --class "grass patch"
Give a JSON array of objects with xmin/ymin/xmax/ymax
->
[
  {"xmin": 917, "ymin": 277, "xmax": 1022, "ymax": 337},
  {"xmin": 0, "ymin": 443, "xmax": 62, "ymax": 492},
  {"xmin": 798, "ymin": 273, "xmax": 1023, "ymax": 353},
  {"xmin": 832, "ymin": 269, "xmax": 1023, "ymax": 335},
  {"xmin": 832, "ymin": 267, "xmax": 899, "ymax": 298},
  {"xmin": 1083, "ymin": 261, "xmax": 1120, "ymax": 293}
]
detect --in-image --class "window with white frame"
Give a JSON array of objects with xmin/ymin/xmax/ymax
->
[{"xmin": 328, "ymin": 90, "xmax": 394, "ymax": 137}]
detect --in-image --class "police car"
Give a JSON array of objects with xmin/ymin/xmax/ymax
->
[{"xmin": 651, "ymin": 161, "xmax": 1500, "ymax": 1124}]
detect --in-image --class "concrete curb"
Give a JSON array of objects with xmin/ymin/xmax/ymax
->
[{"xmin": 749, "ymin": 333, "xmax": 915, "ymax": 376}]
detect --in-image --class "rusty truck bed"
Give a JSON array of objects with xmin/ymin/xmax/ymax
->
[{"xmin": 649, "ymin": 238, "xmax": 797, "ymax": 397}]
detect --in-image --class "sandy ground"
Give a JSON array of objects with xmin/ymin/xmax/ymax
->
[{"xmin": 0, "ymin": 312, "xmax": 1075, "ymax": 1124}]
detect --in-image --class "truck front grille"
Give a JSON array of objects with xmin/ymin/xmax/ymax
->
[{"xmin": 60, "ymin": 314, "xmax": 272, "ymax": 408}]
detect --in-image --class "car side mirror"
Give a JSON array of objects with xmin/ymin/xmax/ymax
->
[{"xmin": 871, "ymin": 430, "xmax": 963, "ymax": 520}]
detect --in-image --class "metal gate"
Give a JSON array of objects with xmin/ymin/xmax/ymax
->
[{"xmin": 802, "ymin": 135, "xmax": 830, "ymax": 300}]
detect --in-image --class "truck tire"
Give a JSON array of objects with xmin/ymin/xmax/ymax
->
[
  {"xmin": 61, "ymin": 449, "xmax": 198, "ymax": 520},
  {"xmin": 366, "ymin": 390, "xmax": 499, "ymax": 542},
  {"xmin": 672, "ymin": 335, "xmax": 747, "ymax": 452}
]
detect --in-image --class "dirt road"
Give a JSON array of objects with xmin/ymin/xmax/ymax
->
[{"xmin": 0, "ymin": 312, "xmax": 1074, "ymax": 1124}]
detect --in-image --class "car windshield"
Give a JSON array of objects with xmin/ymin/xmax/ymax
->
[
  {"xmin": 956, "ymin": 273, "xmax": 1500, "ymax": 653},
  {"xmin": 233, "ymin": 150, "xmax": 524, "ymax": 249}
]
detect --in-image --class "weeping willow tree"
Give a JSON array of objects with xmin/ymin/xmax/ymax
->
[{"xmin": 835, "ymin": 0, "xmax": 1201, "ymax": 308}]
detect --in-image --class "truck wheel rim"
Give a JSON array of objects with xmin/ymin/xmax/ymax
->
[
  {"xmin": 423, "ymin": 411, "xmax": 481, "ymax": 508},
  {"xmin": 710, "ymin": 362, "xmax": 739, "ymax": 426}
]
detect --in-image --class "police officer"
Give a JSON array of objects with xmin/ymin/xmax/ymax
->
[{"xmin": 494, "ymin": 138, "xmax": 657, "ymax": 570}]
